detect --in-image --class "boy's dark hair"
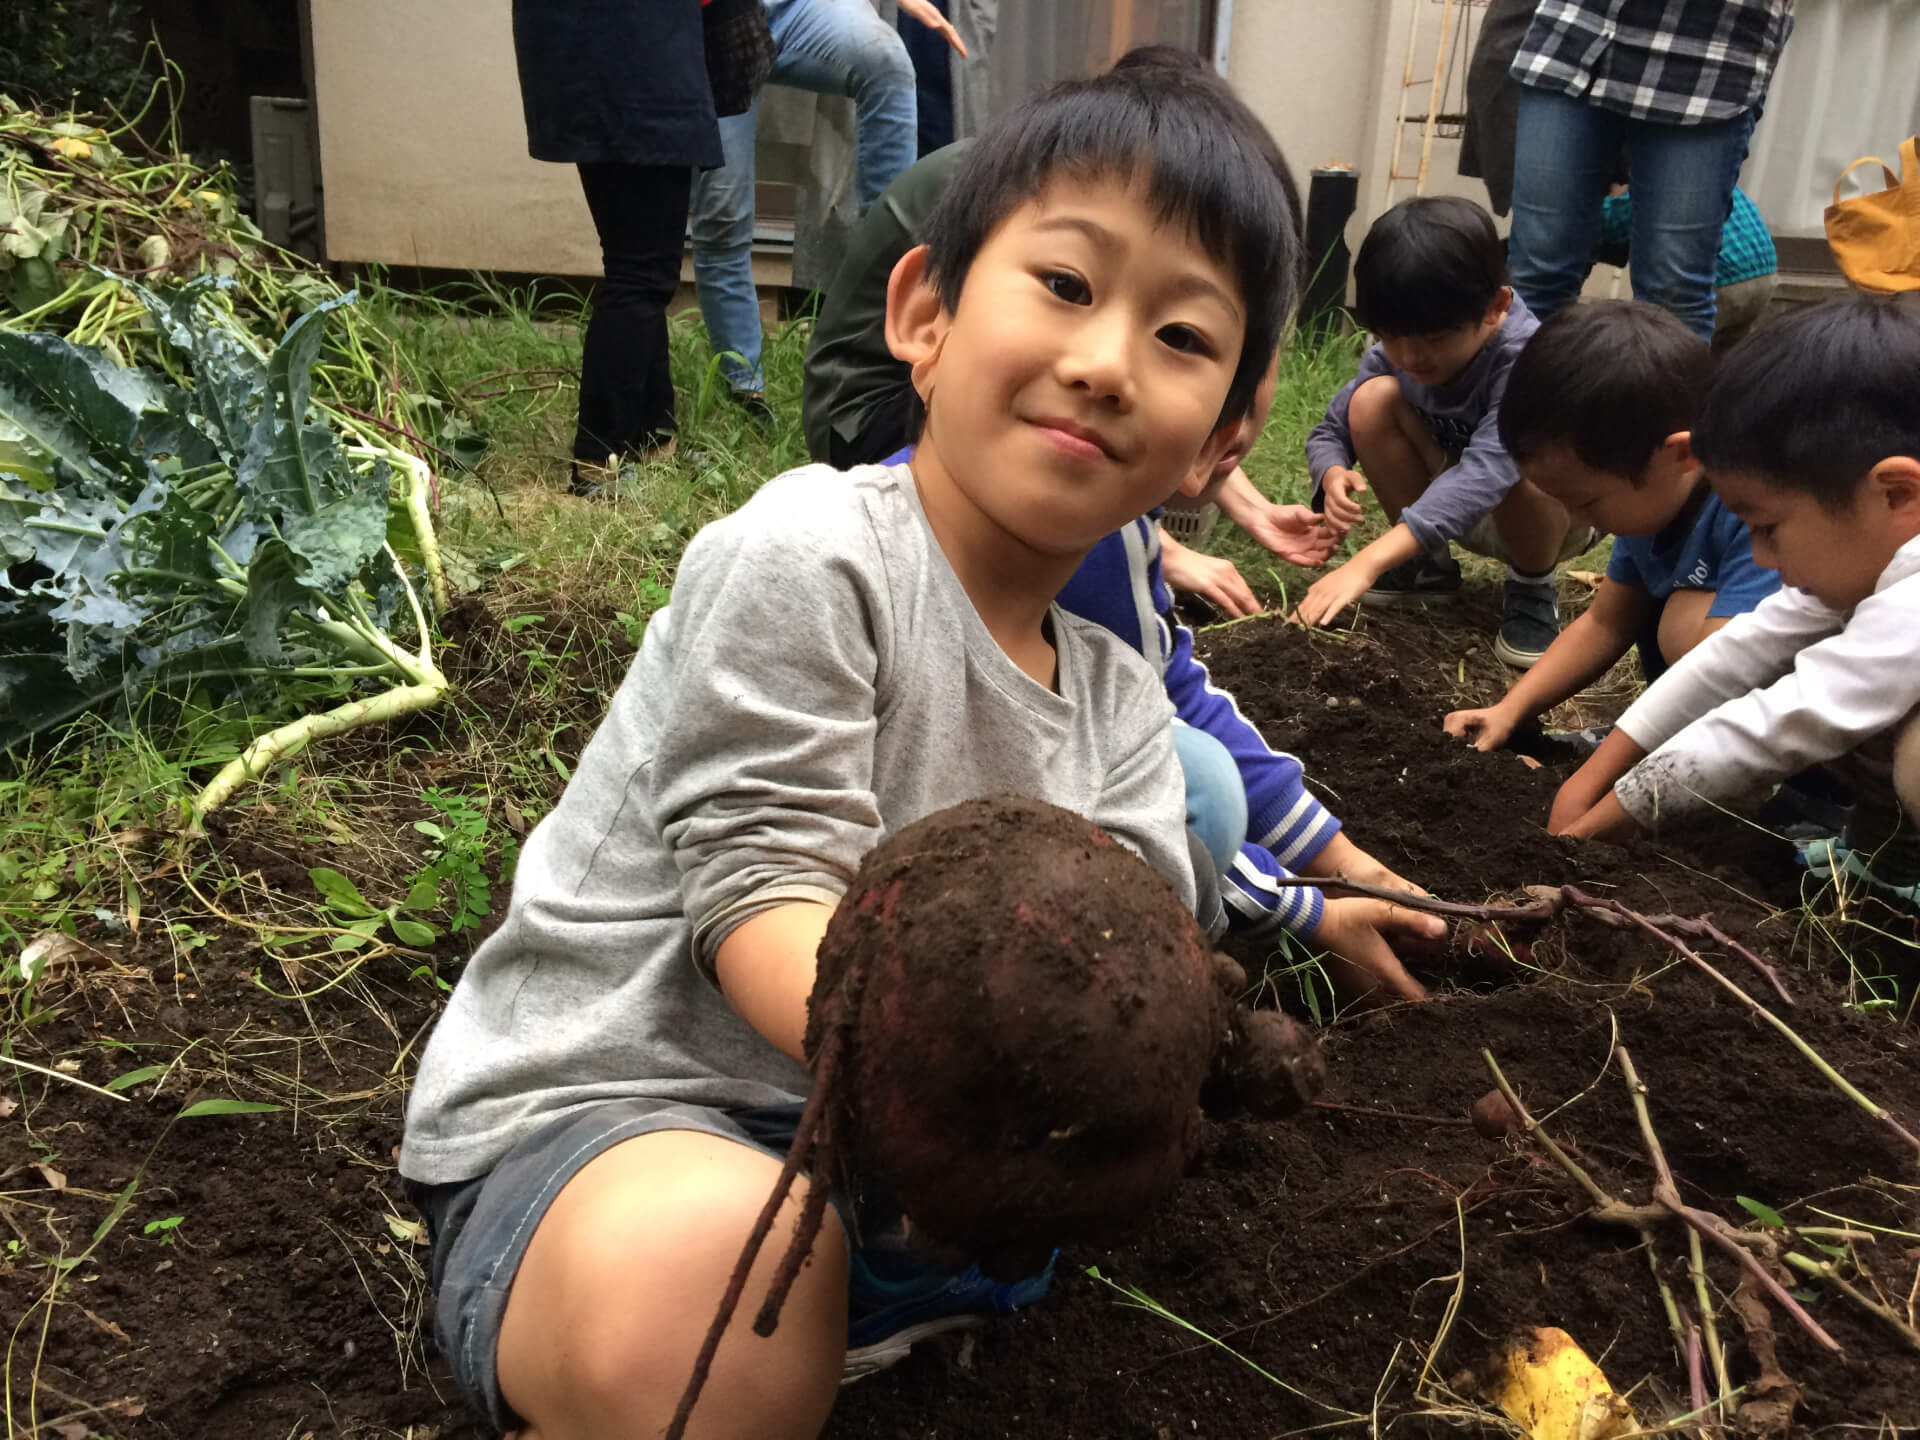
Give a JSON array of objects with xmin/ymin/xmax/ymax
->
[
  {"xmin": 1352, "ymin": 196, "xmax": 1505, "ymax": 338},
  {"xmin": 921, "ymin": 47, "xmax": 1302, "ymax": 428},
  {"xmin": 1694, "ymin": 294, "xmax": 1920, "ymax": 511},
  {"xmin": 1499, "ymin": 301, "xmax": 1714, "ymax": 479}
]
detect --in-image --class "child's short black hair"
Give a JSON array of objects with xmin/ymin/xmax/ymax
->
[
  {"xmin": 1499, "ymin": 301, "xmax": 1714, "ymax": 480},
  {"xmin": 1695, "ymin": 294, "xmax": 1920, "ymax": 511},
  {"xmin": 1352, "ymin": 196, "xmax": 1506, "ymax": 338},
  {"xmin": 921, "ymin": 47, "xmax": 1302, "ymax": 429}
]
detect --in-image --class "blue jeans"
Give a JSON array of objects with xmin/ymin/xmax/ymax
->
[
  {"xmin": 1508, "ymin": 88, "xmax": 1758, "ymax": 340},
  {"xmin": 690, "ymin": 0, "xmax": 918, "ymax": 393},
  {"xmin": 1173, "ymin": 726, "xmax": 1248, "ymax": 874}
]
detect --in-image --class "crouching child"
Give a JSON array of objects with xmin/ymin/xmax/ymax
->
[
  {"xmin": 1444, "ymin": 302, "xmax": 1781, "ymax": 753},
  {"xmin": 399, "ymin": 59, "xmax": 1305, "ymax": 1440},
  {"xmin": 1550, "ymin": 296, "xmax": 1920, "ymax": 908},
  {"xmin": 1294, "ymin": 196, "xmax": 1586, "ymax": 668}
]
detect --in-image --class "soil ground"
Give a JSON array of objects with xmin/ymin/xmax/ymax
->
[{"xmin": 5, "ymin": 595, "xmax": 1917, "ymax": 1439}]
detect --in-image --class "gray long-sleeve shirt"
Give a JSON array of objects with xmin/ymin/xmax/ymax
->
[
  {"xmin": 400, "ymin": 463, "xmax": 1196, "ymax": 1186},
  {"xmin": 1305, "ymin": 294, "xmax": 1539, "ymax": 558}
]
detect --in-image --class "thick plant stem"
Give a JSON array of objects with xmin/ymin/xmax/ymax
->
[
  {"xmin": 1619, "ymin": 1046, "xmax": 1731, "ymax": 1407},
  {"xmin": 1688, "ymin": 1226, "xmax": 1732, "ymax": 1411},
  {"xmin": 1273, "ymin": 875, "xmax": 1559, "ymax": 926},
  {"xmin": 1783, "ymin": 1252, "xmax": 1920, "ymax": 1352},
  {"xmin": 397, "ymin": 449, "xmax": 450, "ymax": 613},
  {"xmin": 1482, "ymin": 1050, "xmax": 1618, "ymax": 1211},
  {"xmin": 1619, "ymin": 1046, "xmax": 1842, "ymax": 1355},
  {"xmin": 192, "ymin": 676, "xmax": 446, "ymax": 817}
]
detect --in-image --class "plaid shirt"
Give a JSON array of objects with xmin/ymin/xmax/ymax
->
[
  {"xmin": 1512, "ymin": 0, "xmax": 1794, "ymax": 125},
  {"xmin": 1600, "ymin": 185, "xmax": 1777, "ymax": 285}
]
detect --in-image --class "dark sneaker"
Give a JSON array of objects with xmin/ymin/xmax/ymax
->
[
  {"xmin": 1358, "ymin": 552, "xmax": 1462, "ymax": 607},
  {"xmin": 732, "ymin": 389, "xmax": 776, "ymax": 430},
  {"xmin": 1543, "ymin": 723, "xmax": 1613, "ymax": 757},
  {"xmin": 568, "ymin": 463, "xmax": 610, "ymax": 499},
  {"xmin": 1494, "ymin": 579, "xmax": 1559, "ymax": 668},
  {"xmin": 842, "ymin": 1248, "xmax": 1056, "ymax": 1383}
]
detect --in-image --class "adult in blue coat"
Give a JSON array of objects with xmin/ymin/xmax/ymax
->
[{"xmin": 511, "ymin": 0, "xmax": 725, "ymax": 494}]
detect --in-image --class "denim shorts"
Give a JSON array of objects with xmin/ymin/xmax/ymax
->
[{"xmin": 407, "ymin": 1097, "xmax": 853, "ymax": 1436}]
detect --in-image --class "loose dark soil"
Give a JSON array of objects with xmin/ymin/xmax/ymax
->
[{"xmin": 5, "ymin": 602, "xmax": 1917, "ymax": 1438}]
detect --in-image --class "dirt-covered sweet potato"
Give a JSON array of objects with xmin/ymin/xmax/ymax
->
[{"xmin": 808, "ymin": 794, "xmax": 1323, "ymax": 1270}]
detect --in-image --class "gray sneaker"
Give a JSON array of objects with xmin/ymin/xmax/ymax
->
[
  {"xmin": 1494, "ymin": 579, "xmax": 1560, "ymax": 668},
  {"xmin": 1359, "ymin": 552, "xmax": 1463, "ymax": 606}
]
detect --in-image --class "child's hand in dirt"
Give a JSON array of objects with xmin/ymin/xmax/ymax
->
[
  {"xmin": 1305, "ymin": 833, "xmax": 1428, "ymax": 899},
  {"xmin": 1443, "ymin": 703, "xmax": 1520, "ymax": 753},
  {"xmin": 1309, "ymin": 897, "xmax": 1443, "ymax": 1004},
  {"xmin": 1548, "ymin": 729, "xmax": 1647, "ymax": 836},
  {"xmin": 1319, "ymin": 466, "xmax": 1369, "ymax": 536},
  {"xmin": 1292, "ymin": 557, "xmax": 1375, "ymax": 628},
  {"xmin": 1552, "ymin": 790, "xmax": 1641, "ymax": 843}
]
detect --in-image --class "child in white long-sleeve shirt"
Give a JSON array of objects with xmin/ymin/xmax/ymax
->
[{"xmin": 1550, "ymin": 295, "xmax": 1920, "ymax": 905}]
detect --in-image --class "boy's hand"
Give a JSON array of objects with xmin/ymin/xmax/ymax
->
[
  {"xmin": 1309, "ymin": 897, "xmax": 1440, "ymax": 1004},
  {"xmin": 1160, "ymin": 530, "xmax": 1261, "ymax": 618},
  {"xmin": 1304, "ymin": 832, "xmax": 1428, "ymax": 898},
  {"xmin": 1548, "ymin": 728, "xmax": 1648, "ymax": 835},
  {"xmin": 1555, "ymin": 791, "xmax": 1641, "ymax": 843},
  {"xmin": 1293, "ymin": 557, "xmax": 1376, "ymax": 628},
  {"xmin": 1443, "ymin": 703, "xmax": 1522, "ymax": 753},
  {"xmin": 1319, "ymin": 466, "xmax": 1369, "ymax": 536}
]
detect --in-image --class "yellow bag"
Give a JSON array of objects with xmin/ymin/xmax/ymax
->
[{"xmin": 1825, "ymin": 136, "xmax": 1920, "ymax": 293}]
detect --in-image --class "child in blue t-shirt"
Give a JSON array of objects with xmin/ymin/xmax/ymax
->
[{"xmin": 1444, "ymin": 301, "xmax": 1781, "ymax": 752}]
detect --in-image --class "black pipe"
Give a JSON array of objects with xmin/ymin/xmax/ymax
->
[{"xmin": 1302, "ymin": 167, "xmax": 1359, "ymax": 336}]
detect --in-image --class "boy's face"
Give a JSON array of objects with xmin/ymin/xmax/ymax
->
[
  {"xmin": 1378, "ymin": 287, "xmax": 1510, "ymax": 389},
  {"xmin": 896, "ymin": 175, "xmax": 1246, "ymax": 556},
  {"xmin": 1525, "ymin": 436, "xmax": 1697, "ymax": 538},
  {"xmin": 1710, "ymin": 465, "xmax": 1916, "ymax": 611}
]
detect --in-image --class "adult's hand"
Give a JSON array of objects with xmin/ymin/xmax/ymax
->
[
  {"xmin": 1241, "ymin": 502, "xmax": 1338, "ymax": 567},
  {"xmin": 897, "ymin": 0, "xmax": 968, "ymax": 54}
]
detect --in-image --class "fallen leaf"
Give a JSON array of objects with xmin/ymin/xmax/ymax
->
[
  {"xmin": 109, "ymin": 1398, "xmax": 146, "ymax": 1417},
  {"xmin": 1565, "ymin": 569, "xmax": 1603, "ymax": 588},
  {"xmin": 19, "ymin": 931, "xmax": 84, "ymax": 982},
  {"xmin": 31, "ymin": 1162, "xmax": 67, "ymax": 1192},
  {"xmin": 54, "ymin": 1058, "xmax": 82, "ymax": 1074},
  {"xmin": 0, "ymin": 1096, "xmax": 17, "ymax": 1118},
  {"xmin": 82, "ymin": 1307, "xmax": 130, "ymax": 1342},
  {"xmin": 385, "ymin": 1213, "xmax": 428, "ymax": 1246},
  {"xmin": 49, "ymin": 135, "xmax": 92, "ymax": 161},
  {"xmin": 1516, "ymin": 754, "xmax": 1543, "ymax": 770},
  {"xmin": 54, "ymin": 1421, "xmax": 87, "ymax": 1440},
  {"xmin": 1731, "ymin": 1272, "xmax": 1800, "ymax": 1437},
  {"xmin": 503, "ymin": 798, "xmax": 528, "ymax": 836}
]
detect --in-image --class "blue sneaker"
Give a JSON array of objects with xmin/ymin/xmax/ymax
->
[
  {"xmin": 1798, "ymin": 837, "xmax": 1920, "ymax": 910},
  {"xmin": 841, "ymin": 1247, "xmax": 1056, "ymax": 1384}
]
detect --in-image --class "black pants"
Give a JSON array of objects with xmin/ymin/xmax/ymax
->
[{"xmin": 573, "ymin": 163, "xmax": 693, "ymax": 466}]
